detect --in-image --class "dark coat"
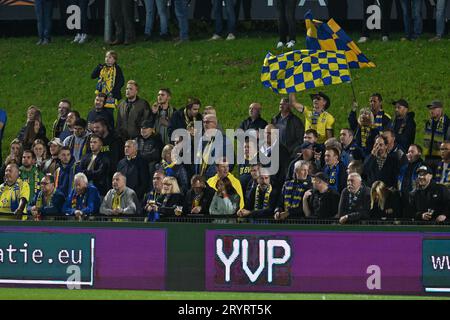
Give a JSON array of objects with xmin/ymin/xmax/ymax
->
[
  {"xmin": 182, "ymin": 186, "xmax": 215, "ymax": 215},
  {"xmin": 168, "ymin": 107, "xmax": 202, "ymax": 142},
  {"xmin": 116, "ymin": 96, "xmax": 151, "ymax": 139},
  {"xmin": 117, "ymin": 155, "xmax": 150, "ymax": 200},
  {"xmin": 239, "ymin": 116, "xmax": 268, "ymax": 132},
  {"xmin": 369, "ymin": 189, "xmax": 402, "ymax": 220},
  {"xmin": 338, "ymin": 186, "xmax": 371, "ymax": 222},
  {"xmin": 411, "ymin": 182, "xmax": 450, "ymax": 221},
  {"xmin": 271, "ymin": 112, "xmax": 305, "ymax": 156},
  {"xmin": 307, "ymin": 188, "xmax": 340, "ymax": 219},
  {"xmin": 393, "ymin": 112, "xmax": 416, "ymax": 152},
  {"xmin": 79, "ymin": 152, "xmax": 111, "ymax": 196},
  {"xmin": 363, "ymin": 153, "xmax": 400, "ymax": 188},
  {"xmin": 156, "ymin": 193, "xmax": 184, "ymax": 217}
]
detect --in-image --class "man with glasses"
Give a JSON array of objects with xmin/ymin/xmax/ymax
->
[
  {"xmin": 28, "ymin": 174, "xmax": 65, "ymax": 220},
  {"xmin": 434, "ymin": 141, "xmax": 450, "ymax": 188},
  {"xmin": 411, "ymin": 165, "xmax": 449, "ymax": 222}
]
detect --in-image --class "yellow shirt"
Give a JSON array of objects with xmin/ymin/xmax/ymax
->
[
  {"xmin": 304, "ymin": 106, "xmax": 335, "ymax": 144},
  {"xmin": 207, "ymin": 173, "xmax": 244, "ymax": 210},
  {"xmin": 0, "ymin": 179, "xmax": 30, "ymax": 216}
]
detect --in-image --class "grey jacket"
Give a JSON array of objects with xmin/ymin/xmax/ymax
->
[{"xmin": 100, "ymin": 187, "xmax": 141, "ymax": 215}]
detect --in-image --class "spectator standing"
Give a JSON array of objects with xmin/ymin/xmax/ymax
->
[
  {"xmin": 423, "ymin": 100, "xmax": 449, "ymax": 163},
  {"xmin": 35, "ymin": 0, "xmax": 54, "ymax": 45},
  {"xmin": 275, "ymin": 0, "xmax": 297, "ymax": 49},
  {"xmin": 116, "ymin": 80, "xmax": 151, "ymax": 140},
  {"xmin": 210, "ymin": 0, "xmax": 237, "ymax": 40},
  {"xmin": 91, "ymin": 50, "xmax": 125, "ymax": 112},
  {"xmin": 110, "ymin": 0, "xmax": 135, "ymax": 45},
  {"xmin": 391, "ymin": 99, "xmax": 416, "ymax": 152}
]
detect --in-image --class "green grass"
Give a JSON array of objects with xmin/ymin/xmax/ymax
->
[
  {"xmin": 0, "ymin": 34, "xmax": 449, "ymax": 159},
  {"xmin": 0, "ymin": 288, "xmax": 448, "ymax": 300}
]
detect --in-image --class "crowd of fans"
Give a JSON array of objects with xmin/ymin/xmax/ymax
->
[
  {"xmin": 33, "ymin": 0, "xmax": 448, "ymax": 46},
  {"xmin": 0, "ymin": 49, "xmax": 448, "ymax": 224}
]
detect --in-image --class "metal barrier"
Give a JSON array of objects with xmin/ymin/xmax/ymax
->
[{"xmin": 0, "ymin": 212, "xmax": 448, "ymax": 226}]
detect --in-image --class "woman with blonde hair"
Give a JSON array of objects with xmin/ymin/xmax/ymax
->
[
  {"xmin": 369, "ymin": 180, "xmax": 402, "ymax": 220},
  {"xmin": 153, "ymin": 176, "xmax": 184, "ymax": 217},
  {"xmin": 348, "ymin": 107, "xmax": 378, "ymax": 157},
  {"xmin": 32, "ymin": 139, "xmax": 49, "ymax": 171}
]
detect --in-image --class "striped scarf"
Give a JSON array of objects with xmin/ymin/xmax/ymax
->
[
  {"xmin": 434, "ymin": 161, "xmax": 450, "ymax": 187},
  {"xmin": 161, "ymin": 160, "xmax": 176, "ymax": 176},
  {"xmin": 424, "ymin": 116, "xmax": 447, "ymax": 157},
  {"xmin": 96, "ymin": 65, "xmax": 117, "ymax": 109},
  {"xmin": 0, "ymin": 181, "xmax": 21, "ymax": 212},
  {"xmin": 254, "ymin": 184, "xmax": 272, "ymax": 210},
  {"xmin": 283, "ymin": 180, "xmax": 309, "ymax": 210}
]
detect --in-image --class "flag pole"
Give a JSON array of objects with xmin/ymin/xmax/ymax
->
[{"xmin": 344, "ymin": 55, "xmax": 358, "ymax": 104}]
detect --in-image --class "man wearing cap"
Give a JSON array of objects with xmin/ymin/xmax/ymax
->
[
  {"xmin": 43, "ymin": 138, "xmax": 63, "ymax": 175},
  {"xmin": 28, "ymin": 174, "xmax": 65, "ymax": 220},
  {"xmin": 424, "ymin": 100, "xmax": 450, "ymax": 163},
  {"xmin": 239, "ymin": 102, "xmax": 268, "ymax": 132},
  {"xmin": 63, "ymin": 118, "xmax": 90, "ymax": 162},
  {"xmin": 410, "ymin": 165, "xmax": 450, "ymax": 222},
  {"xmin": 286, "ymin": 141, "xmax": 318, "ymax": 179},
  {"xmin": 136, "ymin": 119, "xmax": 164, "ymax": 180},
  {"xmin": 271, "ymin": 97, "xmax": 305, "ymax": 156},
  {"xmin": 434, "ymin": 141, "xmax": 450, "ymax": 188},
  {"xmin": 290, "ymin": 92, "xmax": 335, "ymax": 144},
  {"xmin": 392, "ymin": 98, "xmax": 416, "ymax": 152},
  {"xmin": 368, "ymin": 93, "xmax": 391, "ymax": 133},
  {"xmin": 303, "ymin": 172, "xmax": 340, "ymax": 219}
]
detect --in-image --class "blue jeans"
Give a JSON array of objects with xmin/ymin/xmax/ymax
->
[
  {"xmin": 400, "ymin": 0, "xmax": 423, "ymax": 39},
  {"xmin": 144, "ymin": 0, "xmax": 169, "ymax": 36},
  {"xmin": 174, "ymin": 0, "xmax": 189, "ymax": 40},
  {"xmin": 35, "ymin": 0, "xmax": 53, "ymax": 40},
  {"xmin": 213, "ymin": 0, "xmax": 236, "ymax": 35},
  {"xmin": 436, "ymin": 0, "xmax": 448, "ymax": 37}
]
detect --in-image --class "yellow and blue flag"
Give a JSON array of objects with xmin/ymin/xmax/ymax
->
[
  {"xmin": 305, "ymin": 10, "xmax": 376, "ymax": 69},
  {"xmin": 261, "ymin": 49, "xmax": 351, "ymax": 94}
]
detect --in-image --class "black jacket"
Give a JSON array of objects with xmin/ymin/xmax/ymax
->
[
  {"xmin": 411, "ymin": 182, "xmax": 450, "ymax": 221},
  {"xmin": 363, "ymin": 153, "xmax": 400, "ymax": 188},
  {"xmin": 244, "ymin": 184, "xmax": 279, "ymax": 218},
  {"xmin": 338, "ymin": 186, "xmax": 371, "ymax": 222},
  {"xmin": 239, "ymin": 117, "xmax": 268, "ymax": 132},
  {"xmin": 79, "ymin": 152, "xmax": 111, "ymax": 196},
  {"xmin": 393, "ymin": 112, "xmax": 416, "ymax": 152},
  {"xmin": 307, "ymin": 188, "xmax": 340, "ymax": 219},
  {"xmin": 182, "ymin": 186, "xmax": 215, "ymax": 215},
  {"xmin": 116, "ymin": 96, "xmax": 151, "ymax": 139},
  {"xmin": 91, "ymin": 63, "xmax": 124, "ymax": 101},
  {"xmin": 271, "ymin": 112, "xmax": 305, "ymax": 156},
  {"xmin": 168, "ymin": 107, "xmax": 203, "ymax": 142},
  {"xmin": 369, "ymin": 189, "xmax": 402, "ymax": 220},
  {"xmin": 117, "ymin": 155, "xmax": 150, "ymax": 200},
  {"xmin": 156, "ymin": 193, "xmax": 184, "ymax": 217},
  {"xmin": 136, "ymin": 134, "xmax": 164, "ymax": 164}
]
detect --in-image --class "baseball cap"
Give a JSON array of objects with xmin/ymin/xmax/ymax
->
[
  {"xmin": 416, "ymin": 165, "xmax": 433, "ymax": 175},
  {"xmin": 426, "ymin": 100, "xmax": 443, "ymax": 109},
  {"xmin": 300, "ymin": 141, "xmax": 314, "ymax": 150},
  {"xmin": 392, "ymin": 99, "xmax": 409, "ymax": 108},
  {"xmin": 48, "ymin": 138, "xmax": 63, "ymax": 147},
  {"xmin": 312, "ymin": 172, "xmax": 329, "ymax": 183},
  {"xmin": 310, "ymin": 92, "xmax": 331, "ymax": 109},
  {"xmin": 141, "ymin": 119, "xmax": 155, "ymax": 129}
]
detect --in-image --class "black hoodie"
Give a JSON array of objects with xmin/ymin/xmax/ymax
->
[{"xmin": 393, "ymin": 112, "xmax": 416, "ymax": 152}]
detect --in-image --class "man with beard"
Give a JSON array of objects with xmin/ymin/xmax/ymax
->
[
  {"xmin": 398, "ymin": 144, "xmax": 423, "ymax": 217},
  {"xmin": 411, "ymin": 165, "xmax": 449, "ymax": 222},
  {"xmin": 87, "ymin": 93, "xmax": 115, "ymax": 131},
  {"xmin": 19, "ymin": 150, "xmax": 44, "ymax": 201},
  {"xmin": 391, "ymin": 99, "xmax": 416, "ymax": 152},
  {"xmin": 168, "ymin": 97, "xmax": 202, "ymax": 142},
  {"xmin": 151, "ymin": 88, "xmax": 176, "ymax": 145}
]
